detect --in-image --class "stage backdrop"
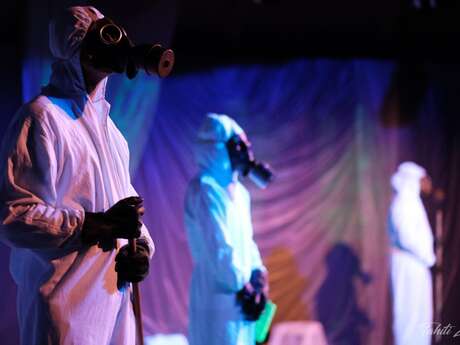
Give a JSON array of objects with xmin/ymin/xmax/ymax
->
[
  {"xmin": 132, "ymin": 59, "xmax": 460, "ymax": 345},
  {"xmin": 2, "ymin": 33, "xmax": 460, "ymax": 345}
]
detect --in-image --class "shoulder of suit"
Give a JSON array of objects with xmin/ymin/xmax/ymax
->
[{"xmin": 20, "ymin": 96, "xmax": 55, "ymax": 121}]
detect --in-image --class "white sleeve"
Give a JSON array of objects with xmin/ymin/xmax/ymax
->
[
  {"xmin": 194, "ymin": 182, "xmax": 246, "ymax": 292},
  {"xmin": 0, "ymin": 113, "xmax": 84, "ymax": 250},
  {"xmin": 246, "ymin": 197, "xmax": 265, "ymax": 272},
  {"xmin": 250, "ymin": 239, "xmax": 265, "ymax": 272},
  {"xmin": 127, "ymin": 183, "xmax": 155, "ymax": 258},
  {"xmin": 391, "ymin": 199, "xmax": 436, "ymax": 267}
]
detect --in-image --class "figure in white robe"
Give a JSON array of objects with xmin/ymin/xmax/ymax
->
[
  {"xmin": 0, "ymin": 6, "xmax": 154, "ymax": 345},
  {"xmin": 184, "ymin": 114, "xmax": 266, "ymax": 345},
  {"xmin": 388, "ymin": 162, "xmax": 435, "ymax": 345}
]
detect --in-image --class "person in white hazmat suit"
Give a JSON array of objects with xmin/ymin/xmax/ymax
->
[
  {"xmin": 184, "ymin": 113, "xmax": 272, "ymax": 345},
  {"xmin": 388, "ymin": 162, "xmax": 436, "ymax": 345},
  {"xmin": 0, "ymin": 7, "xmax": 154, "ymax": 345}
]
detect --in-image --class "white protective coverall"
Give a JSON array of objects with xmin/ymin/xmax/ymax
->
[
  {"xmin": 388, "ymin": 162, "xmax": 435, "ymax": 345},
  {"xmin": 0, "ymin": 7, "xmax": 154, "ymax": 345},
  {"xmin": 184, "ymin": 114, "xmax": 265, "ymax": 345}
]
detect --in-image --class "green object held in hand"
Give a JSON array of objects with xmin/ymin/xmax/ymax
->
[{"xmin": 255, "ymin": 300, "xmax": 277, "ymax": 343}]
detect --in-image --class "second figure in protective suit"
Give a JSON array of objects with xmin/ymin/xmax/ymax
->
[{"xmin": 184, "ymin": 113, "xmax": 271, "ymax": 345}]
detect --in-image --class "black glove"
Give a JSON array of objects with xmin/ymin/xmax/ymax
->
[
  {"xmin": 236, "ymin": 284, "xmax": 267, "ymax": 321},
  {"xmin": 115, "ymin": 238, "xmax": 150, "ymax": 288},
  {"xmin": 82, "ymin": 196, "xmax": 143, "ymax": 250}
]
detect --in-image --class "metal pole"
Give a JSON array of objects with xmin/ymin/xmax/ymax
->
[{"xmin": 129, "ymin": 239, "xmax": 144, "ymax": 345}]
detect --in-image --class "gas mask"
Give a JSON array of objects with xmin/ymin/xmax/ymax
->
[
  {"xmin": 226, "ymin": 134, "xmax": 274, "ymax": 189},
  {"xmin": 80, "ymin": 17, "xmax": 174, "ymax": 79}
]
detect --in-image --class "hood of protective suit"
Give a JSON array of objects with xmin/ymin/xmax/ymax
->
[
  {"xmin": 391, "ymin": 161, "xmax": 426, "ymax": 196},
  {"xmin": 195, "ymin": 113, "xmax": 244, "ymax": 186},
  {"xmin": 44, "ymin": 6, "xmax": 106, "ymax": 100}
]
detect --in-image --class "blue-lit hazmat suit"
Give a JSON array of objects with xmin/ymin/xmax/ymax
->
[
  {"xmin": 388, "ymin": 162, "xmax": 435, "ymax": 345},
  {"xmin": 0, "ymin": 7, "xmax": 154, "ymax": 345},
  {"xmin": 184, "ymin": 114, "xmax": 265, "ymax": 345}
]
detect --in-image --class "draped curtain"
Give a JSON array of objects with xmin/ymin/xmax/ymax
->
[
  {"xmin": 135, "ymin": 60, "xmax": 400, "ymax": 345},
  {"xmin": 133, "ymin": 60, "xmax": 460, "ymax": 345}
]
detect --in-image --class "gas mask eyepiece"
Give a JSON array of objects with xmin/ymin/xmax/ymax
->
[
  {"xmin": 81, "ymin": 17, "xmax": 175, "ymax": 79},
  {"xmin": 226, "ymin": 134, "xmax": 274, "ymax": 189},
  {"xmin": 99, "ymin": 22, "xmax": 125, "ymax": 45}
]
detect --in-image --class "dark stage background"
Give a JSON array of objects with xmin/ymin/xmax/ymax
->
[{"xmin": 1, "ymin": 1, "xmax": 460, "ymax": 345}]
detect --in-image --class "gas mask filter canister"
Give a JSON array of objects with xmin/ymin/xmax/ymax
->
[{"xmin": 226, "ymin": 134, "xmax": 274, "ymax": 189}]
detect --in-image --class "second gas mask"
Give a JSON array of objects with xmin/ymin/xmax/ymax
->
[
  {"xmin": 226, "ymin": 134, "xmax": 274, "ymax": 189},
  {"xmin": 81, "ymin": 17, "xmax": 174, "ymax": 79}
]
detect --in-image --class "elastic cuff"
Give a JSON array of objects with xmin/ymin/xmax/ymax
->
[{"xmin": 137, "ymin": 237, "xmax": 151, "ymax": 255}]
